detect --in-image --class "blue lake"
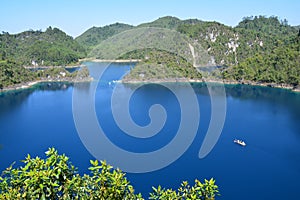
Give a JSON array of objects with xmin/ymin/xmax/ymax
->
[{"xmin": 1, "ymin": 62, "xmax": 300, "ymax": 199}]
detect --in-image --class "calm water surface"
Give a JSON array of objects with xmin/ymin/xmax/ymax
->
[{"xmin": 0, "ymin": 62, "xmax": 300, "ymax": 200}]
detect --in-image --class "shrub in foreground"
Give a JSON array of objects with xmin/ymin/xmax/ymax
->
[{"xmin": 0, "ymin": 148, "xmax": 219, "ymax": 199}]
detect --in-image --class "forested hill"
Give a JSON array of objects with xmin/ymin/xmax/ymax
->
[
  {"xmin": 138, "ymin": 16, "xmax": 205, "ymax": 29},
  {"xmin": 0, "ymin": 27, "xmax": 86, "ymax": 66},
  {"xmin": 82, "ymin": 16, "xmax": 299, "ymax": 68},
  {"xmin": 80, "ymin": 15, "xmax": 300, "ymax": 86},
  {"xmin": 75, "ymin": 23, "xmax": 134, "ymax": 50},
  {"xmin": 176, "ymin": 16, "xmax": 300, "ymax": 85},
  {"xmin": 1, "ymin": 16, "xmax": 299, "ymax": 89},
  {"xmin": 138, "ymin": 16, "xmax": 183, "ymax": 29},
  {"xmin": 75, "ymin": 16, "xmax": 205, "ymax": 50}
]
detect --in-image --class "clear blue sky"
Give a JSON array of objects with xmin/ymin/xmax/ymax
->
[{"xmin": 1, "ymin": 0, "xmax": 299, "ymax": 37}]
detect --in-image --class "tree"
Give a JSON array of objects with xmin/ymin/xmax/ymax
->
[
  {"xmin": 0, "ymin": 148, "xmax": 142, "ymax": 200},
  {"xmin": 0, "ymin": 148, "xmax": 220, "ymax": 200},
  {"xmin": 0, "ymin": 28, "xmax": 86, "ymax": 66},
  {"xmin": 150, "ymin": 179, "xmax": 219, "ymax": 200}
]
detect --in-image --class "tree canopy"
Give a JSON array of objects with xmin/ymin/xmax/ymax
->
[
  {"xmin": 0, "ymin": 27, "xmax": 86, "ymax": 66},
  {"xmin": 0, "ymin": 148, "xmax": 219, "ymax": 200}
]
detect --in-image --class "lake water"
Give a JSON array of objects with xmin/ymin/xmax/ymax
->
[{"xmin": 1, "ymin": 62, "xmax": 300, "ymax": 199}]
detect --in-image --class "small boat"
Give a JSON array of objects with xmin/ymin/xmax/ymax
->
[{"xmin": 234, "ymin": 139, "xmax": 246, "ymax": 146}]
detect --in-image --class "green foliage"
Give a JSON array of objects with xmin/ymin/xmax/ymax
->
[
  {"xmin": 237, "ymin": 15, "xmax": 297, "ymax": 36},
  {"xmin": 75, "ymin": 23, "xmax": 134, "ymax": 51},
  {"xmin": 0, "ymin": 60, "xmax": 36, "ymax": 89},
  {"xmin": 138, "ymin": 16, "xmax": 204, "ymax": 30},
  {"xmin": 85, "ymin": 15, "xmax": 300, "ymax": 86},
  {"xmin": 0, "ymin": 27, "xmax": 86, "ymax": 66},
  {"xmin": 0, "ymin": 148, "xmax": 142, "ymax": 200},
  {"xmin": 25, "ymin": 41, "xmax": 81, "ymax": 66},
  {"xmin": 175, "ymin": 15, "xmax": 300, "ymax": 86},
  {"xmin": 223, "ymin": 35, "xmax": 300, "ymax": 86},
  {"xmin": 149, "ymin": 179, "xmax": 219, "ymax": 200},
  {"xmin": 0, "ymin": 148, "xmax": 219, "ymax": 200},
  {"xmin": 0, "ymin": 59, "xmax": 91, "ymax": 89},
  {"xmin": 138, "ymin": 16, "xmax": 182, "ymax": 29},
  {"xmin": 87, "ymin": 27, "xmax": 200, "ymax": 65},
  {"xmin": 176, "ymin": 16, "xmax": 298, "ymax": 67},
  {"xmin": 121, "ymin": 49, "xmax": 202, "ymax": 81},
  {"xmin": 177, "ymin": 21, "xmax": 236, "ymax": 65},
  {"xmin": 3, "ymin": 15, "xmax": 299, "ymax": 88}
]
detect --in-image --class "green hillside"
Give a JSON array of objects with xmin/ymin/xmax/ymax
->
[
  {"xmin": 223, "ymin": 35, "xmax": 300, "ymax": 85},
  {"xmin": 75, "ymin": 23, "xmax": 134, "ymax": 50},
  {"xmin": 0, "ymin": 60, "xmax": 36, "ymax": 89},
  {"xmin": 138, "ymin": 16, "xmax": 182, "ymax": 29},
  {"xmin": 227, "ymin": 16, "xmax": 300, "ymax": 85},
  {"xmin": 83, "ymin": 15, "xmax": 299, "ymax": 86},
  {"xmin": 121, "ymin": 49, "xmax": 202, "ymax": 82},
  {"xmin": 0, "ymin": 59, "xmax": 91, "ymax": 90},
  {"xmin": 138, "ymin": 16, "xmax": 204, "ymax": 29},
  {"xmin": 236, "ymin": 16, "xmax": 297, "ymax": 36},
  {"xmin": 1, "ymin": 15, "xmax": 299, "ymax": 88},
  {"xmin": 177, "ymin": 21, "xmax": 235, "ymax": 65},
  {"xmin": 0, "ymin": 27, "xmax": 86, "ymax": 66}
]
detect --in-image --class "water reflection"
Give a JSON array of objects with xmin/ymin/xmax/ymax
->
[
  {"xmin": 104, "ymin": 82, "xmax": 300, "ymax": 138},
  {"xmin": 0, "ymin": 82, "xmax": 73, "ymax": 117},
  {"xmin": 0, "ymin": 74, "xmax": 300, "ymax": 200},
  {"xmin": 224, "ymin": 84, "xmax": 300, "ymax": 134}
]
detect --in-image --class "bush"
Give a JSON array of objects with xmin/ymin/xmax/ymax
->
[
  {"xmin": 0, "ymin": 148, "xmax": 219, "ymax": 200},
  {"xmin": 0, "ymin": 148, "xmax": 142, "ymax": 200},
  {"xmin": 150, "ymin": 179, "xmax": 219, "ymax": 200}
]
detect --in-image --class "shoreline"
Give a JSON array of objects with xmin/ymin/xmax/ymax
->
[
  {"xmin": 86, "ymin": 60, "xmax": 300, "ymax": 93},
  {"xmin": 0, "ymin": 78, "xmax": 93, "ymax": 93},
  {"xmin": 220, "ymin": 79, "xmax": 300, "ymax": 93},
  {"xmin": 24, "ymin": 64, "xmax": 85, "ymax": 70},
  {"xmin": 79, "ymin": 58, "xmax": 141, "ymax": 63},
  {"xmin": 2, "ymin": 76, "xmax": 299, "ymax": 94},
  {"xmin": 122, "ymin": 78, "xmax": 300, "ymax": 93}
]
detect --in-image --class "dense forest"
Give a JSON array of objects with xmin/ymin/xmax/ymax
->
[
  {"xmin": 224, "ymin": 17, "xmax": 300, "ymax": 85},
  {"xmin": 0, "ymin": 27, "xmax": 86, "ymax": 66},
  {"xmin": 120, "ymin": 49, "xmax": 202, "ymax": 81},
  {"xmin": 0, "ymin": 60, "xmax": 36, "ymax": 89},
  {"xmin": 0, "ymin": 59, "xmax": 90, "ymax": 89},
  {"xmin": 176, "ymin": 15, "xmax": 299, "ymax": 85},
  {"xmin": 81, "ymin": 15, "xmax": 300, "ymax": 87},
  {"xmin": 0, "ymin": 27, "xmax": 89, "ymax": 89}
]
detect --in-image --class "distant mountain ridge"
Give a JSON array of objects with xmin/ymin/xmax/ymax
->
[
  {"xmin": 138, "ymin": 16, "xmax": 205, "ymax": 29},
  {"xmin": 75, "ymin": 16, "xmax": 204, "ymax": 48},
  {"xmin": 84, "ymin": 15, "xmax": 298, "ymax": 65}
]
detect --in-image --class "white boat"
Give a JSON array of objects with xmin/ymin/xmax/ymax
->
[{"xmin": 234, "ymin": 139, "xmax": 246, "ymax": 146}]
